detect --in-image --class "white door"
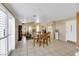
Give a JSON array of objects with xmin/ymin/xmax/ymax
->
[{"xmin": 66, "ymin": 19, "xmax": 76, "ymax": 42}]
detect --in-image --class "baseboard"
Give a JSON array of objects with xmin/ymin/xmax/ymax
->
[
  {"xmin": 8, "ymin": 50, "xmax": 14, "ymax": 56},
  {"xmin": 67, "ymin": 40, "xmax": 76, "ymax": 44}
]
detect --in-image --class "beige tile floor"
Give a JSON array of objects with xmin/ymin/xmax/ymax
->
[{"xmin": 10, "ymin": 36, "xmax": 79, "ymax": 56}]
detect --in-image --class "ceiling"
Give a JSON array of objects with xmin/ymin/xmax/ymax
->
[{"xmin": 3, "ymin": 3, "xmax": 79, "ymax": 23}]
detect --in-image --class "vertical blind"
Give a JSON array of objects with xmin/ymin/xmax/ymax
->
[
  {"xmin": 0, "ymin": 10, "xmax": 8, "ymax": 55},
  {"xmin": 0, "ymin": 8, "xmax": 15, "ymax": 56},
  {"xmin": 0, "ymin": 10, "xmax": 7, "ymax": 38}
]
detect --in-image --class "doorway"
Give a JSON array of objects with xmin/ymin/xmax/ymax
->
[{"xmin": 18, "ymin": 25, "xmax": 22, "ymax": 41}]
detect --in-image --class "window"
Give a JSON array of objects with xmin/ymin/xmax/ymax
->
[
  {"xmin": 0, "ymin": 10, "xmax": 8, "ymax": 55},
  {"xmin": 0, "ymin": 6, "xmax": 15, "ymax": 56},
  {"xmin": 0, "ymin": 10, "xmax": 7, "ymax": 38}
]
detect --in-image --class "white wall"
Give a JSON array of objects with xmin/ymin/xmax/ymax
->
[
  {"xmin": 8, "ymin": 17, "xmax": 15, "ymax": 54},
  {"xmin": 55, "ymin": 20, "xmax": 65, "ymax": 41},
  {"xmin": 15, "ymin": 19, "xmax": 21, "ymax": 45}
]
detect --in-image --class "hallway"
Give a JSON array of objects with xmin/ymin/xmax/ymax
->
[{"xmin": 10, "ymin": 36, "xmax": 78, "ymax": 56}]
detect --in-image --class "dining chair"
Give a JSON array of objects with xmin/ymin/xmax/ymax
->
[{"xmin": 38, "ymin": 33, "xmax": 49, "ymax": 47}]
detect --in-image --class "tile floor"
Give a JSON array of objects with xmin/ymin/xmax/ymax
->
[{"xmin": 10, "ymin": 36, "xmax": 79, "ymax": 56}]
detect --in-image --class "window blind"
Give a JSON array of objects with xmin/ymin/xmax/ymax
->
[{"xmin": 0, "ymin": 10, "xmax": 7, "ymax": 38}]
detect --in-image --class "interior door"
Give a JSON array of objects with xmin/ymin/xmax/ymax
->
[
  {"xmin": 66, "ymin": 21, "xmax": 71, "ymax": 41},
  {"xmin": 66, "ymin": 20, "xmax": 76, "ymax": 42}
]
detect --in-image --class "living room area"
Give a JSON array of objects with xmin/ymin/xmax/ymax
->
[
  {"xmin": 1, "ymin": 3, "xmax": 79, "ymax": 56},
  {"xmin": 11, "ymin": 19, "xmax": 78, "ymax": 56}
]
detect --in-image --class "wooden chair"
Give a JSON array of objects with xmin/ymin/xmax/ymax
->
[
  {"xmin": 43, "ymin": 33, "xmax": 49, "ymax": 46},
  {"xmin": 38, "ymin": 33, "xmax": 49, "ymax": 47},
  {"xmin": 32, "ymin": 32, "xmax": 50, "ymax": 47},
  {"xmin": 32, "ymin": 33, "xmax": 39, "ymax": 46},
  {"xmin": 48, "ymin": 32, "xmax": 51, "ymax": 42},
  {"xmin": 38, "ymin": 34, "xmax": 43, "ymax": 46}
]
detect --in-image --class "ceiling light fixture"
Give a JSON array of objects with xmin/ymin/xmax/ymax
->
[{"xmin": 33, "ymin": 14, "xmax": 40, "ymax": 23}]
